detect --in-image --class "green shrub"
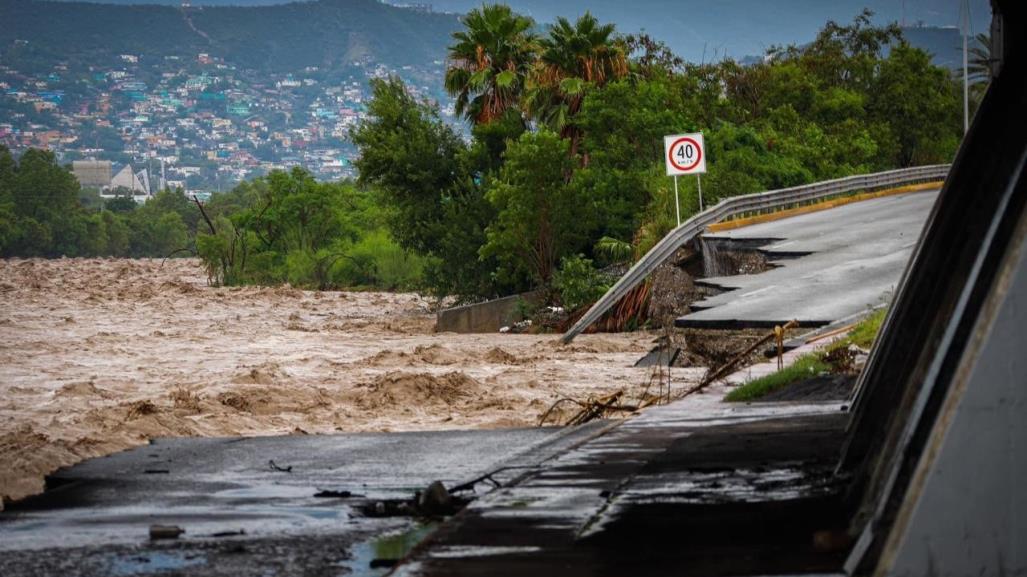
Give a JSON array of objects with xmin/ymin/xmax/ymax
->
[
  {"xmin": 553, "ymin": 254, "xmax": 609, "ymax": 311},
  {"xmin": 285, "ymin": 249, "xmax": 316, "ymax": 287},
  {"xmin": 331, "ymin": 229, "xmax": 425, "ymax": 290}
]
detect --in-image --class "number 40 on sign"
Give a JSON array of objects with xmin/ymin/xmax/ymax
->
[{"xmin": 664, "ymin": 133, "xmax": 707, "ymax": 225}]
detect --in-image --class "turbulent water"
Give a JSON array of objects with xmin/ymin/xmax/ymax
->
[{"xmin": 0, "ymin": 258, "xmax": 685, "ymax": 506}]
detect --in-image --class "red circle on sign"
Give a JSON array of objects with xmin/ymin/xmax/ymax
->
[{"xmin": 668, "ymin": 137, "xmax": 702, "ymax": 171}]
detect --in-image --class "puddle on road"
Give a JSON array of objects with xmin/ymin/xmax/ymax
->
[
  {"xmin": 106, "ymin": 550, "xmax": 206, "ymax": 576},
  {"xmin": 342, "ymin": 523, "xmax": 437, "ymax": 576}
]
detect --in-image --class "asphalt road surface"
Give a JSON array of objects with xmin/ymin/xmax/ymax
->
[
  {"xmin": 0, "ymin": 425, "xmax": 605, "ymax": 576},
  {"xmin": 677, "ymin": 190, "xmax": 939, "ymax": 328}
]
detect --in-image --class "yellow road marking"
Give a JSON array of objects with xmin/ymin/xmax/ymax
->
[{"xmin": 707, "ymin": 181, "xmax": 943, "ymax": 233}]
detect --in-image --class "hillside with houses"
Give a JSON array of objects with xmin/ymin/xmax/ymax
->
[{"xmin": 0, "ymin": 0, "xmax": 460, "ymax": 192}]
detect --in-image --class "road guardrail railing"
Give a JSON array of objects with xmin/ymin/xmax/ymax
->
[{"xmin": 560, "ymin": 164, "xmax": 950, "ymax": 343}]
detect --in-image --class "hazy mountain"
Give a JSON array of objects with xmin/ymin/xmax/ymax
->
[
  {"xmin": 901, "ymin": 25, "xmax": 969, "ymax": 70},
  {"xmin": 0, "ymin": 0, "xmax": 461, "ymax": 72},
  {"xmin": 41, "ymin": 0, "xmax": 991, "ymax": 64}
]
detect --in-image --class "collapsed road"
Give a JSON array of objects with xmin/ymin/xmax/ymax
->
[{"xmin": 678, "ymin": 189, "xmax": 939, "ymax": 329}]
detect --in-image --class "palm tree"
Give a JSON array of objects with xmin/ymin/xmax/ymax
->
[
  {"xmin": 525, "ymin": 12, "xmax": 628, "ymax": 160},
  {"xmin": 954, "ymin": 32, "xmax": 992, "ymax": 114},
  {"xmin": 966, "ymin": 32, "xmax": 992, "ymax": 84},
  {"xmin": 444, "ymin": 4, "xmax": 537, "ymax": 125}
]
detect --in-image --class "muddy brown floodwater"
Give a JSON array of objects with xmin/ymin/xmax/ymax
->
[{"xmin": 0, "ymin": 258, "xmax": 691, "ymax": 507}]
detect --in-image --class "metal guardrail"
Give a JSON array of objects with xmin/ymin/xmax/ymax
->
[{"xmin": 560, "ymin": 164, "xmax": 950, "ymax": 343}]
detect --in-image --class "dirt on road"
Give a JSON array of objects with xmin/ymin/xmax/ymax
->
[{"xmin": 0, "ymin": 258, "xmax": 699, "ymax": 506}]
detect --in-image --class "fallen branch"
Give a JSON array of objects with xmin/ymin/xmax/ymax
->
[
  {"xmin": 537, "ymin": 397, "xmax": 588, "ymax": 427},
  {"xmin": 191, "ymin": 194, "xmax": 216, "ymax": 235},
  {"xmin": 268, "ymin": 459, "xmax": 293, "ymax": 473},
  {"xmin": 161, "ymin": 246, "xmax": 195, "ymax": 267},
  {"xmin": 449, "ymin": 465, "xmax": 539, "ymax": 494},
  {"xmin": 564, "ymin": 390, "xmax": 625, "ymax": 427}
]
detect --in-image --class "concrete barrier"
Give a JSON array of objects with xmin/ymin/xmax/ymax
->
[{"xmin": 435, "ymin": 291, "xmax": 542, "ymax": 333}]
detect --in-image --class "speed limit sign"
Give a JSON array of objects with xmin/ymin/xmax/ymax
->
[
  {"xmin": 664, "ymin": 132, "xmax": 708, "ymax": 223},
  {"xmin": 664, "ymin": 133, "xmax": 707, "ymax": 176}
]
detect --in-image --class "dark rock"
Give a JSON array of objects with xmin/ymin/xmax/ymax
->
[
  {"xmin": 149, "ymin": 525, "xmax": 185, "ymax": 540},
  {"xmin": 417, "ymin": 480, "xmax": 452, "ymax": 516}
]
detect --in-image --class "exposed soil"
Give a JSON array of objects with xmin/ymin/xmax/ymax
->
[
  {"xmin": 699, "ymin": 238, "xmax": 776, "ymax": 278},
  {"xmin": 647, "ymin": 247, "xmax": 705, "ymax": 327},
  {"xmin": 678, "ymin": 327, "xmax": 796, "ymax": 368},
  {"xmin": 709, "ymin": 247, "xmax": 774, "ymax": 276},
  {"xmin": 647, "ymin": 242, "xmax": 776, "ymax": 336},
  {"xmin": 0, "ymin": 258, "xmax": 687, "ymax": 507}
]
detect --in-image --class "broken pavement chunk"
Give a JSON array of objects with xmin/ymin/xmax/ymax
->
[
  {"xmin": 417, "ymin": 480, "xmax": 453, "ymax": 516},
  {"xmin": 313, "ymin": 489, "xmax": 354, "ymax": 498},
  {"xmin": 149, "ymin": 525, "xmax": 185, "ymax": 540}
]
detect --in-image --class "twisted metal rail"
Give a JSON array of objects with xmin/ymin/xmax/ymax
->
[{"xmin": 560, "ymin": 164, "xmax": 950, "ymax": 343}]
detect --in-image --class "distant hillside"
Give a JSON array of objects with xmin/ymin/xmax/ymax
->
[
  {"xmin": 902, "ymin": 26, "xmax": 965, "ymax": 70},
  {"xmin": 41, "ymin": 0, "xmax": 991, "ymax": 64},
  {"xmin": 0, "ymin": 0, "xmax": 461, "ymax": 73}
]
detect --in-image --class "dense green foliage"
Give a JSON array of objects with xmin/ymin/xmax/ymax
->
[
  {"xmin": 481, "ymin": 130, "xmax": 591, "ymax": 286},
  {"xmin": 553, "ymin": 255, "xmax": 611, "ymax": 312},
  {"xmin": 351, "ymin": 76, "xmax": 509, "ymax": 298},
  {"xmin": 193, "ymin": 167, "xmax": 425, "ymax": 289},
  {"xmin": 0, "ymin": 146, "xmax": 193, "ymax": 258},
  {"xmin": 0, "ymin": 146, "xmax": 422, "ymax": 291}
]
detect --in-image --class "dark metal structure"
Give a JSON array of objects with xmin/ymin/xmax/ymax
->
[{"xmin": 840, "ymin": 1, "xmax": 1026, "ymax": 572}]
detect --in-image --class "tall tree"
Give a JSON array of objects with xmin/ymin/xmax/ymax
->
[
  {"xmin": 10, "ymin": 148, "xmax": 82, "ymax": 256},
  {"xmin": 525, "ymin": 12, "xmax": 628, "ymax": 160},
  {"xmin": 444, "ymin": 4, "xmax": 537, "ymax": 125},
  {"xmin": 621, "ymin": 33, "xmax": 683, "ymax": 78},
  {"xmin": 964, "ymin": 33, "xmax": 993, "ymax": 84},
  {"xmin": 352, "ymin": 76, "xmax": 467, "ymax": 255},
  {"xmin": 0, "ymin": 146, "xmax": 17, "ymax": 253},
  {"xmin": 963, "ymin": 32, "xmax": 993, "ymax": 114},
  {"xmin": 353, "ymin": 76, "xmax": 501, "ymax": 299},
  {"xmin": 481, "ymin": 130, "xmax": 592, "ymax": 286},
  {"xmin": 788, "ymin": 9, "xmax": 901, "ymax": 93},
  {"xmin": 869, "ymin": 43, "xmax": 960, "ymax": 167},
  {"xmin": 0, "ymin": 146, "xmax": 14, "ymax": 201}
]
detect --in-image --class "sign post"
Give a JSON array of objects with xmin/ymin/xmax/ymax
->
[{"xmin": 664, "ymin": 133, "xmax": 707, "ymax": 226}]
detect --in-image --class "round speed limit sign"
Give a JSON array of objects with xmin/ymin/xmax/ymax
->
[{"xmin": 664, "ymin": 133, "xmax": 707, "ymax": 176}]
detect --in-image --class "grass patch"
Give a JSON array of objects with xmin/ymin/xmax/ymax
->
[
  {"xmin": 724, "ymin": 308, "xmax": 889, "ymax": 402},
  {"xmin": 724, "ymin": 353, "xmax": 831, "ymax": 402},
  {"xmin": 829, "ymin": 307, "xmax": 887, "ymax": 351}
]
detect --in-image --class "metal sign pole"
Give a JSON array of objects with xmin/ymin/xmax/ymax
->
[
  {"xmin": 697, "ymin": 174, "xmax": 704, "ymax": 212},
  {"xmin": 673, "ymin": 175, "xmax": 681, "ymax": 226},
  {"xmin": 961, "ymin": 0, "xmax": 970, "ymax": 134}
]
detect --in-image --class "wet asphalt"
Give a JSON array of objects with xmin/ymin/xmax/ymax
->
[
  {"xmin": 679, "ymin": 190, "xmax": 939, "ymax": 328},
  {"xmin": 0, "ymin": 424, "xmax": 608, "ymax": 576}
]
